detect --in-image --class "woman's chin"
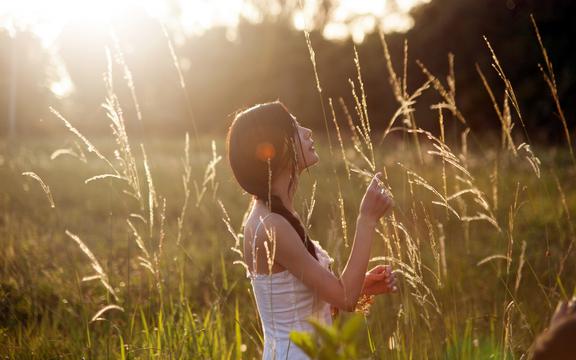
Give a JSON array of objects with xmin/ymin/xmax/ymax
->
[{"xmin": 306, "ymin": 154, "xmax": 320, "ymax": 168}]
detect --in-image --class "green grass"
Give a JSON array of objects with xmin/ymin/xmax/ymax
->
[{"xmin": 0, "ymin": 133, "xmax": 574, "ymax": 359}]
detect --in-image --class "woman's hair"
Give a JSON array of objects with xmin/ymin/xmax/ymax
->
[{"xmin": 227, "ymin": 101, "xmax": 317, "ymax": 260}]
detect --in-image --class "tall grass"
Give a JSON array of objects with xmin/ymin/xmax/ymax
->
[{"xmin": 0, "ymin": 15, "xmax": 574, "ymax": 360}]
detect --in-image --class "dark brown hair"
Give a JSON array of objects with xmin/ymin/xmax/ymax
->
[
  {"xmin": 533, "ymin": 315, "xmax": 576, "ymax": 359},
  {"xmin": 227, "ymin": 101, "xmax": 317, "ymax": 260}
]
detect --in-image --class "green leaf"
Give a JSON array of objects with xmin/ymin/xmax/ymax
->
[{"xmin": 290, "ymin": 331, "xmax": 316, "ymax": 356}]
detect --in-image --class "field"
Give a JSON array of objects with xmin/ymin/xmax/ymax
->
[{"xmin": 1, "ymin": 22, "xmax": 576, "ymax": 360}]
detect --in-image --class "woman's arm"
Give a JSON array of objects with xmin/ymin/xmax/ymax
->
[{"xmin": 255, "ymin": 174, "xmax": 393, "ymax": 311}]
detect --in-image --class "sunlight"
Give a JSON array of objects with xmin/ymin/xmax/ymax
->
[{"xmin": 0, "ymin": 0, "xmax": 168, "ymax": 47}]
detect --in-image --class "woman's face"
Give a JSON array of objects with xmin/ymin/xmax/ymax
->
[{"xmin": 294, "ymin": 118, "xmax": 319, "ymax": 170}]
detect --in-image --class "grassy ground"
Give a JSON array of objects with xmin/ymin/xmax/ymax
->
[{"xmin": 1, "ymin": 130, "xmax": 574, "ymax": 359}]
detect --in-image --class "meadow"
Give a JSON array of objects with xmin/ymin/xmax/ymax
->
[{"xmin": 1, "ymin": 19, "xmax": 575, "ymax": 359}]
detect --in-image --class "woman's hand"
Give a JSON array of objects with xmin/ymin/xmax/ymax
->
[
  {"xmin": 362, "ymin": 265, "xmax": 398, "ymax": 296},
  {"xmin": 359, "ymin": 173, "xmax": 394, "ymax": 226}
]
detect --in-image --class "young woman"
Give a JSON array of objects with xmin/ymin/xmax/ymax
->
[{"xmin": 227, "ymin": 101, "xmax": 396, "ymax": 359}]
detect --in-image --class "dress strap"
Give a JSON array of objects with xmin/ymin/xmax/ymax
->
[{"xmin": 250, "ymin": 213, "xmax": 274, "ymax": 276}]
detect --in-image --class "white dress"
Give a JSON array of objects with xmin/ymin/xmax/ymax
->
[{"xmin": 247, "ymin": 217, "xmax": 334, "ymax": 360}]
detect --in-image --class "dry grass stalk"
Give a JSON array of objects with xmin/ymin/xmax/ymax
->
[
  {"xmin": 417, "ymin": 59, "xmax": 466, "ymax": 126},
  {"xmin": 91, "ymin": 304, "xmax": 124, "ymax": 323},
  {"xmin": 304, "ymin": 181, "xmax": 317, "ymax": 230},
  {"xmin": 531, "ymin": 15, "xmax": 575, "ymax": 165},
  {"xmin": 103, "ymin": 50, "xmax": 142, "ymax": 202},
  {"xmin": 477, "ymin": 254, "xmax": 511, "ymax": 267},
  {"xmin": 50, "ymin": 142, "xmax": 87, "ymax": 163},
  {"xmin": 177, "ymin": 133, "xmax": 192, "ymax": 245},
  {"xmin": 65, "ymin": 230, "xmax": 119, "ymax": 302},
  {"xmin": 140, "ymin": 144, "xmax": 157, "ymax": 237},
  {"xmin": 379, "ymin": 33, "xmax": 424, "ymax": 162},
  {"xmin": 437, "ymin": 108, "xmax": 448, "ymax": 219},
  {"xmin": 338, "ymin": 97, "xmax": 362, "ymax": 151},
  {"xmin": 22, "ymin": 171, "xmax": 55, "ymax": 208},
  {"xmin": 303, "ymin": 27, "xmax": 333, "ymax": 153},
  {"xmin": 328, "ymin": 98, "xmax": 351, "ymax": 179},
  {"xmin": 194, "ymin": 140, "xmax": 222, "ymax": 207},
  {"xmin": 552, "ymin": 172, "xmax": 576, "ymax": 278},
  {"xmin": 336, "ymin": 182, "xmax": 349, "ymax": 248},
  {"xmin": 422, "ymin": 205, "xmax": 442, "ymax": 286},
  {"xmin": 514, "ymin": 241, "xmax": 527, "ymax": 293},
  {"xmin": 49, "ymin": 107, "xmax": 118, "ymax": 174},
  {"xmin": 110, "ymin": 29, "xmax": 142, "ymax": 124},
  {"xmin": 517, "ymin": 143, "xmax": 541, "ymax": 178},
  {"xmin": 127, "ymin": 219, "xmax": 154, "ymax": 275},
  {"xmin": 476, "ymin": 64, "xmax": 517, "ymax": 155},
  {"xmin": 483, "ymin": 36, "xmax": 531, "ymax": 144},
  {"xmin": 160, "ymin": 23, "xmax": 199, "ymax": 140}
]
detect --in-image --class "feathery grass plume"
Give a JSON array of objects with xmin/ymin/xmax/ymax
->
[
  {"xmin": 157, "ymin": 198, "xmax": 167, "ymax": 262},
  {"xmin": 194, "ymin": 140, "xmax": 222, "ymax": 207},
  {"xmin": 506, "ymin": 182, "xmax": 520, "ymax": 275},
  {"xmin": 304, "ymin": 181, "xmax": 317, "ymax": 230},
  {"xmin": 91, "ymin": 304, "xmax": 124, "ymax": 323},
  {"xmin": 437, "ymin": 223, "xmax": 447, "ymax": 282},
  {"xmin": 338, "ymin": 97, "xmax": 362, "ymax": 150},
  {"xmin": 517, "ymin": 143, "xmax": 541, "ymax": 178},
  {"xmin": 352, "ymin": 46, "xmax": 371, "ymax": 136},
  {"xmin": 103, "ymin": 49, "xmax": 143, "ymax": 202},
  {"xmin": 531, "ymin": 15, "xmax": 575, "ymax": 166},
  {"xmin": 417, "ymin": 59, "xmax": 467, "ymax": 126},
  {"xmin": 503, "ymin": 300, "xmax": 515, "ymax": 359},
  {"xmin": 371, "ymin": 256, "xmax": 441, "ymax": 316},
  {"xmin": 328, "ymin": 98, "xmax": 350, "ymax": 179},
  {"xmin": 65, "ymin": 230, "xmax": 119, "ymax": 302},
  {"xmin": 109, "ymin": 28, "xmax": 142, "ymax": 124},
  {"xmin": 379, "ymin": 79, "xmax": 430, "ymax": 145},
  {"xmin": 263, "ymin": 229, "xmax": 276, "ymax": 276},
  {"xmin": 160, "ymin": 23, "xmax": 199, "ymax": 140},
  {"xmin": 336, "ymin": 182, "xmax": 349, "ymax": 248},
  {"xmin": 490, "ymin": 154, "xmax": 499, "ymax": 212},
  {"xmin": 483, "ymin": 36, "xmax": 531, "ymax": 146},
  {"xmin": 379, "ymin": 33, "xmax": 424, "ymax": 162},
  {"xmin": 49, "ymin": 107, "xmax": 119, "ymax": 174},
  {"xmin": 437, "ymin": 108, "xmax": 448, "ymax": 219},
  {"xmin": 22, "ymin": 171, "xmax": 55, "ymax": 208},
  {"xmin": 177, "ymin": 133, "xmax": 192, "ymax": 245},
  {"xmin": 50, "ymin": 141, "xmax": 87, "ymax": 163},
  {"xmin": 219, "ymin": 200, "xmax": 249, "ymax": 275},
  {"xmin": 84, "ymin": 173, "xmax": 128, "ymax": 185},
  {"xmin": 127, "ymin": 219, "xmax": 155, "ymax": 275},
  {"xmin": 348, "ymin": 78, "xmax": 375, "ymax": 171},
  {"xmin": 140, "ymin": 143, "xmax": 157, "ymax": 237},
  {"xmin": 476, "ymin": 64, "xmax": 517, "ymax": 155},
  {"xmin": 552, "ymin": 171, "xmax": 576, "ymax": 278},
  {"xmin": 477, "ymin": 254, "xmax": 511, "ymax": 267},
  {"xmin": 422, "ymin": 205, "xmax": 442, "ymax": 286},
  {"xmin": 398, "ymin": 162, "xmax": 461, "ymax": 219},
  {"xmin": 301, "ymin": 18, "xmax": 333, "ymax": 154}
]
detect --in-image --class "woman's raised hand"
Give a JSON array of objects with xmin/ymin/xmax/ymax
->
[
  {"xmin": 362, "ymin": 265, "xmax": 398, "ymax": 296},
  {"xmin": 359, "ymin": 172, "xmax": 394, "ymax": 225}
]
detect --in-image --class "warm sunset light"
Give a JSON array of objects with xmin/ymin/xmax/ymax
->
[
  {"xmin": 1, "ymin": 0, "xmax": 428, "ymax": 48},
  {"xmin": 2, "ymin": 0, "xmax": 574, "ymax": 358}
]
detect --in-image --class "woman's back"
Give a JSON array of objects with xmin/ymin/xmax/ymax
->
[{"xmin": 245, "ymin": 212, "xmax": 333, "ymax": 360}]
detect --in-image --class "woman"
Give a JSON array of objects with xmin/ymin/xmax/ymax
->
[{"xmin": 227, "ymin": 101, "xmax": 396, "ymax": 359}]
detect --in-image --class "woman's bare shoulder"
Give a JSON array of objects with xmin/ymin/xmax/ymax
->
[{"xmin": 245, "ymin": 211, "xmax": 288, "ymax": 242}]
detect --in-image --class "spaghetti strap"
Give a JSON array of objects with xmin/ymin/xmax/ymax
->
[{"xmin": 250, "ymin": 213, "xmax": 274, "ymax": 277}]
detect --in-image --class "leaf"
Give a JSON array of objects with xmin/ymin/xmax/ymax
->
[
  {"xmin": 289, "ymin": 331, "xmax": 316, "ymax": 356},
  {"xmin": 341, "ymin": 314, "xmax": 364, "ymax": 342}
]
